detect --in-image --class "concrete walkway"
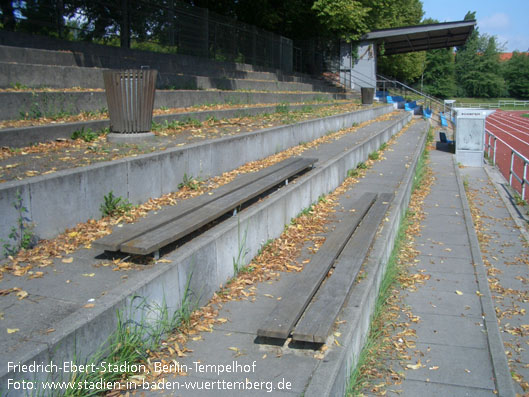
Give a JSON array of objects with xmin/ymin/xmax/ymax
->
[
  {"xmin": 462, "ymin": 164, "xmax": 529, "ymax": 395},
  {"xmin": 381, "ymin": 149, "xmax": 516, "ymax": 396}
]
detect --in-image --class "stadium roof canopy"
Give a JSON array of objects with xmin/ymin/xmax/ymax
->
[{"xmin": 363, "ymin": 20, "xmax": 476, "ymax": 56}]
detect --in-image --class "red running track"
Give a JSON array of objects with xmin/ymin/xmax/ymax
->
[{"xmin": 485, "ymin": 110, "xmax": 529, "ymax": 200}]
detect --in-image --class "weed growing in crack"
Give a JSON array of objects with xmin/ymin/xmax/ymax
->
[
  {"xmin": 100, "ymin": 191, "xmax": 133, "ymax": 217},
  {"xmin": 1, "ymin": 190, "xmax": 36, "ymax": 257}
]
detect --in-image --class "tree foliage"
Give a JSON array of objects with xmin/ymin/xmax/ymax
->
[
  {"xmin": 455, "ymin": 30, "xmax": 505, "ymax": 97},
  {"xmin": 369, "ymin": 0, "xmax": 424, "ymax": 83},
  {"xmin": 422, "ymin": 48, "xmax": 456, "ymax": 98},
  {"xmin": 503, "ymin": 52, "xmax": 529, "ymax": 99},
  {"xmin": 418, "ymin": 19, "xmax": 456, "ymax": 98},
  {"xmin": 311, "ymin": 0, "xmax": 370, "ymax": 42}
]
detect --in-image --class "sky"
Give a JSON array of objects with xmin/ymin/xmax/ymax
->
[{"xmin": 421, "ymin": 0, "xmax": 529, "ymax": 52}]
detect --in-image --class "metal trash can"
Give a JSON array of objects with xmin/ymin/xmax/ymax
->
[
  {"xmin": 360, "ymin": 87, "xmax": 374, "ymax": 105},
  {"xmin": 103, "ymin": 69, "xmax": 158, "ymax": 142}
]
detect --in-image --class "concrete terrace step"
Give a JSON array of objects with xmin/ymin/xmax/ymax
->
[
  {"xmin": 0, "ymin": 90, "xmax": 359, "ymax": 122},
  {"xmin": 0, "ymin": 109, "xmax": 416, "ymax": 396},
  {"xmin": 0, "ymin": 101, "xmax": 357, "ymax": 148},
  {"xmin": 0, "ymin": 61, "xmax": 344, "ymax": 93},
  {"xmin": 0, "ymin": 105, "xmax": 393, "ymax": 244},
  {"xmin": 0, "ymin": 32, "xmax": 321, "ymax": 82},
  {"xmin": 0, "ymin": 45, "xmax": 323, "ymax": 86}
]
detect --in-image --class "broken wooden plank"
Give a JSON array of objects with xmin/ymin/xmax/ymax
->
[
  {"xmin": 256, "ymin": 193, "xmax": 377, "ymax": 340},
  {"xmin": 93, "ymin": 157, "xmax": 306, "ymax": 252},
  {"xmin": 291, "ymin": 193, "xmax": 393, "ymax": 343},
  {"xmin": 120, "ymin": 157, "xmax": 317, "ymax": 255}
]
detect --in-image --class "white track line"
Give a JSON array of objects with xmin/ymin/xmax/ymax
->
[
  {"xmin": 485, "ymin": 121, "xmax": 529, "ymax": 151},
  {"xmin": 489, "ymin": 113, "xmax": 529, "ymax": 132}
]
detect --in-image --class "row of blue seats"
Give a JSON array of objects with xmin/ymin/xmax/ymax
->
[{"xmin": 384, "ymin": 95, "xmax": 434, "ymax": 120}]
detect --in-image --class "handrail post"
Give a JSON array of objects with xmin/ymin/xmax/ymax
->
[
  {"xmin": 523, "ymin": 162, "xmax": 527, "ymax": 201},
  {"xmin": 493, "ymin": 138, "xmax": 497, "ymax": 165},
  {"xmin": 510, "ymin": 151, "xmax": 515, "ymax": 186}
]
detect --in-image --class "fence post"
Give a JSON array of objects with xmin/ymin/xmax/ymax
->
[
  {"xmin": 252, "ymin": 27, "xmax": 257, "ymax": 66},
  {"xmin": 493, "ymin": 138, "xmax": 497, "ymax": 165},
  {"xmin": 523, "ymin": 163, "xmax": 527, "ymax": 200}
]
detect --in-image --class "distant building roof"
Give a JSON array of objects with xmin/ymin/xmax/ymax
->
[
  {"xmin": 499, "ymin": 52, "xmax": 528, "ymax": 61},
  {"xmin": 363, "ymin": 20, "xmax": 476, "ymax": 56}
]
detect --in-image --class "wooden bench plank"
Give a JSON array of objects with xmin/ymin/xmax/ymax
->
[
  {"xmin": 291, "ymin": 193, "xmax": 393, "ymax": 343},
  {"xmin": 120, "ymin": 157, "xmax": 317, "ymax": 255},
  {"xmin": 256, "ymin": 193, "xmax": 377, "ymax": 340},
  {"xmin": 93, "ymin": 157, "xmax": 305, "ymax": 252}
]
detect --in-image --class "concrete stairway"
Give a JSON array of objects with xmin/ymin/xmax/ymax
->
[{"xmin": 0, "ymin": 106, "xmax": 415, "ymax": 396}]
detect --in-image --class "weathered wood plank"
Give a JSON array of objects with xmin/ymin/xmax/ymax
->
[
  {"xmin": 93, "ymin": 157, "xmax": 305, "ymax": 252},
  {"xmin": 291, "ymin": 193, "xmax": 393, "ymax": 343},
  {"xmin": 120, "ymin": 157, "xmax": 317, "ymax": 255},
  {"xmin": 256, "ymin": 193, "xmax": 377, "ymax": 340}
]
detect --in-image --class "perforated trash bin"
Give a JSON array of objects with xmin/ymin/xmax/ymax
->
[
  {"xmin": 361, "ymin": 87, "xmax": 375, "ymax": 105},
  {"xmin": 103, "ymin": 69, "xmax": 158, "ymax": 142}
]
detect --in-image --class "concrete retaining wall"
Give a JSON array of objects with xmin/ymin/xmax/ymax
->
[
  {"xmin": 0, "ymin": 105, "xmax": 392, "ymax": 244},
  {"xmin": 304, "ymin": 121, "xmax": 428, "ymax": 396},
  {"xmin": 0, "ymin": 90, "xmax": 357, "ymax": 122},
  {"xmin": 0, "ymin": 108, "xmax": 411, "ymax": 394}
]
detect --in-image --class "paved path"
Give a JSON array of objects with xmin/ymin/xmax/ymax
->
[
  {"xmin": 462, "ymin": 164, "xmax": 529, "ymax": 395},
  {"xmin": 381, "ymin": 149, "xmax": 515, "ymax": 396}
]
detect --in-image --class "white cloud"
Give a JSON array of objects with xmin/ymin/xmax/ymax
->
[{"xmin": 479, "ymin": 13, "xmax": 510, "ymax": 30}]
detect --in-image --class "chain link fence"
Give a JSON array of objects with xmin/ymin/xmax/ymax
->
[{"xmin": 1, "ymin": 0, "xmax": 295, "ymax": 72}]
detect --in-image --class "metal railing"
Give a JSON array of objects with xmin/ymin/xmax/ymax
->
[
  {"xmin": 455, "ymin": 100, "xmax": 529, "ymax": 109},
  {"xmin": 376, "ymin": 75, "xmax": 447, "ymax": 113},
  {"xmin": 485, "ymin": 129, "xmax": 529, "ymax": 200}
]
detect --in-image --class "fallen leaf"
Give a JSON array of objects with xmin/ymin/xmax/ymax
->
[
  {"xmin": 82, "ymin": 273, "xmax": 95, "ymax": 277},
  {"xmin": 7, "ymin": 328, "xmax": 20, "ymax": 334},
  {"xmin": 228, "ymin": 347, "xmax": 239, "ymax": 352},
  {"xmin": 192, "ymin": 336, "xmax": 202, "ymax": 341},
  {"xmin": 157, "ymin": 259, "xmax": 172, "ymax": 263},
  {"xmin": 62, "ymin": 257, "xmax": 74, "ymax": 263},
  {"xmin": 263, "ymin": 294, "xmax": 274, "ymax": 298},
  {"xmin": 407, "ymin": 360, "xmax": 422, "ymax": 370},
  {"xmin": 28, "ymin": 271, "xmax": 44, "ymax": 279},
  {"xmin": 16, "ymin": 290, "xmax": 28, "ymax": 300},
  {"xmin": 455, "ymin": 290, "xmax": 464, "ymax": 296},
  {"xmin": 429, "ymin": 366, "xmax": 439, "ymax": 370},
  {"xmin": 84, "ymin": 303, "xmax": 95, "ymax": 308}
]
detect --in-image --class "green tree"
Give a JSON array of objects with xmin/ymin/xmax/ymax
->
[
  {"xmin": 455, "ymin": 11, "xmax": 505, "ymax": 97},
  {"xmin": 369, "ymin": 0, "xmax": 425, "ymax": 83},
  {"xmin": 418, "ymin": 18, "xmax": 457, "ymax": 98},
  {"xmin": 456, "ymin": 33, "xmax": 505, "ymax": 97},
  {"xmin": 503, "ymin": 52, "xmax": 529, "ymax": 99},
  {"xmin": 422, "ymin": 48, "xmax": 456, "ymax": 98},
  {"xmin": 378, "ymin": 51, "xmax": 426, "ymax": 84},
  {"xmin": 311, "ymin": 0, "xmax": 370, "ymax": 41}
]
